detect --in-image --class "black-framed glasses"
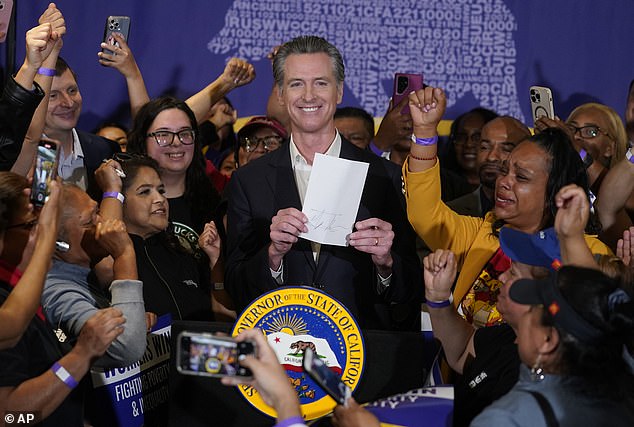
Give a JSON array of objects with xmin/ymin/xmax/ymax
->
[
  {"xmin": 147, "ymin": 129, "xmax": 196, "ymax": 147},
  {"xmin": 565, "ymin": 124, "xmax": 610, "ymax": 140},
  {"xmin": 5, "ymin": 219, "xmax": 38, "ymax": 230},
  {"xmin": 240, "ymin": 135, "xmax": 283, "ymax": 153},
  {"xmin": 454, "ymin": 131, "xmax": 481, "ymax": 146}
]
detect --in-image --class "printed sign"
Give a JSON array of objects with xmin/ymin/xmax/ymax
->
[
  {"xmin": 232, "ymin": 287, "xmax": 365, "ymax": 420},
  {"xmin": 89, "ymin": 314, "xmax": 172, "ymax": 427},
  {"xmin": 366, "ymin": 386, "xmax": 454, "ymax": 427},
  {"xmin": 209, "ymin": 0, "xmax": 523, "ymax": 121}
]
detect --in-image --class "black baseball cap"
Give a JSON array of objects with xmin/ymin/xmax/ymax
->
[{"xmin": 510, "ymin": 271, "xmax": 603, "ymax": 342}]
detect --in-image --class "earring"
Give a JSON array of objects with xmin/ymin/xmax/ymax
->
[{"xmin": 530, "ymin": 354, "xmax": 545, "ymax": 382}]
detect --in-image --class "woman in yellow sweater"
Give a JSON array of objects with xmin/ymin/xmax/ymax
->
[{"xmin": 403, "ymin": 87, "xmax": 610, "ymax": 327}]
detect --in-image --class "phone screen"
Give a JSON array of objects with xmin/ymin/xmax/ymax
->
[
  {"xmin": 303, "ymin": 348, "xmax": 351, "ymax": 405},
  {"xmin": 30, "ymin": 141, "xmax": 57, "ymax": 206},
  {"xmin": 176, "ymin": 332, "xmax": 254, "ymax": 378}
]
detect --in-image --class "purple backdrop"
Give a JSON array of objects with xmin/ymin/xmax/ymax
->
[{"xmin": 4, "ymin": 0, "xmax": 632, "ymax": 132}]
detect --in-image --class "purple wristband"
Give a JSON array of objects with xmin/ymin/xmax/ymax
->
[
  {"xmin": 37, "ymin": 67, "xmax": 56, "ymax": 77},
  {"xmin": 103, "ymin": 191, "xmax": 125, "ymax": 203},
  {"xmin": 426, "ymin": 294, "xmax": 453, "ymax": 309},
  {"xmin": 411, "ymin": 134, "xmax": 438, "ymax": 146},
  {"xmin": 51, "ymin": 361, "xmax": 79, "ymax": 389},
  {"xmin": 369, "ymin": 141, "xmax": 385, "ymax": 156},
  {"xmin": 274, "ymin": 416, "xmax": 305, "ymax": 427}
]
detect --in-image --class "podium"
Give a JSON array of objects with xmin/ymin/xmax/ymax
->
[{"xmin": 168, "ymin": 321, "xmax": 429, "ymax": 426}]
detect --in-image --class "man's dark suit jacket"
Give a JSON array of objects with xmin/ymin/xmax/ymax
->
[
  {"xmin": 76, "ymin": 130, "xmax": 120, "ymax": 200},
  {"xmin": 225, "ymin": 139, "xmax": 422, "ymax": 331}
]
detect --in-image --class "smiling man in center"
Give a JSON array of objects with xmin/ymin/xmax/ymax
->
[{"xmin": 225, "ymin": 35, "xmax": 421, "ymax": 331}]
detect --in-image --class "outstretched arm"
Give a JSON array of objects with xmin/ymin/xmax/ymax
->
[
  {"xmin": 596, "ymin": 156, "xmax": 634, "ymax": 251},
  {"xmin": 554, "ymin": 184, "xmax": 598, "ymax": 269},
  {"xmin": 98, "ymin": 33, "xmax": 149, "ymax": 119},
  {"xmin": 0, "ymin": 308, "xmax": 124, "ymax": 419},
  {"xmin": 186, "ymin": 58, "xmax": 255, "ymax": 124},
  {"xmin": 423, "ymin": 249, "xmax": 475, "ymax": 374},
  {"xmin": 407, "ymin": 86, "xmax": 446, "ymax": 173},
  {"xmin": 9, "ymin": 5, "xmax": 65, "ymax": 175},
  {"xmin": 0, "ymin": 181, "xmax": 60, "ymax": 349},
  {"xmin": 222, "ymin": 328, "xmax": 303, "ymax": 423}
]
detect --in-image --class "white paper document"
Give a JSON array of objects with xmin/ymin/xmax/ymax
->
[{"xmin": 301, "ymin": 154, "xmax": 369, "ymax": 246}]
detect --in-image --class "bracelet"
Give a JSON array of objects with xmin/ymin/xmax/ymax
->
[
  {"xmin": 626, "ymin": 148, "xmax": 634, "ymax": 164},
  {"xmin": 409, "ymin": 152, "xmax": 437, "ymax": 161},
  {"xmin": 426, "ymin": 294, "xmax": 454, "ymax": 309},
  {"xmin": 37, "ymin": 67, "xmax": 56, "ymax": 77},
  {"xmin": 51, "ymin": 361, "xmax": 79, "ymax": 389},
  {"xmin": 103, "ymin": 191, "xmax": 125, "ymax": 203},
  {"xmin": 369, "ymin": 141, "xmax": 385, "ymax": 156},
  {"xmin": 411, "ymin": 134, "xmax": 438, "ymax": 146},
  {"xmin": 273, "ymin": 416, "xmax": 305, "ymax": 427}
]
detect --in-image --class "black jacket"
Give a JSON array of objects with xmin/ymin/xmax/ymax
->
[{"xmin": 0, "ymin": 76, "xmax": 45, "ymax": 170}]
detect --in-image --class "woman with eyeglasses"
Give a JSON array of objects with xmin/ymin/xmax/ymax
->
[
  {"xmin": 235, "ymin": 116, "xmax": 288, "ymax": 169},
  {"xmin": 126, "ymin": 97, "xmax": 221, "ymax": 254},
  {"xmin": 566, "ymin": 103, "xmax": 627, "ymax": 170},
  {"xmin": 125, "ymin": 97, "xmax": 236, "ymax": 320},
  {"xmin": 535, "ymin": 102, "xmax": 628, "ymax": 250}
]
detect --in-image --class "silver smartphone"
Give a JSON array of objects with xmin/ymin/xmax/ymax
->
[
  {"xmin": 530, "ymin": 85, "xmax": 555, "ymax": 126},
  {"xmin": 102, "ymin": 15, "xmax": 131, "ymax": 56},
  {"xmin": 302, "ymin": 347, "xmax": 351, "ymax": 405},
  {"xmin": 176, "ymin": 331, "xmax": 256, "ymax": 379}
]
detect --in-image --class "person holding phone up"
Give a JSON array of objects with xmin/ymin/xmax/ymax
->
[{"xmin": 222, "ymin": 328, "xmax": 308, "ymax": 427}]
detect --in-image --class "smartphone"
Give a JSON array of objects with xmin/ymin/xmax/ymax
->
[
  {"xmin": 0, "ymin": 0, "xmax": 13, "ymax": 43},
  {"xmin": 30, "ymin": 139, "xmax": 59, "ymax": 207},
  {"xmin": 530, "ymin": 86, "xmax": 555, "ymax": 125},
  {"xmin": 101, "ymin": 15, "xmax": 131, "ymax": 56},
  {"xmin": 392, "ymin": 72, "xmax": 424, "ymax": 115},
  {"xmin": 302, "ymin": 347, "xmax": 351, "ymax": 405},
  {"xmin": 176, "ymin": 331, "xmax": 256, "ymax": 379}
]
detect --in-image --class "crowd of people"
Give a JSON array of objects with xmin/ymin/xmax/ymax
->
[{"xmin": 0, "ymin": 3, "xmax": 633, "ymax": 427}]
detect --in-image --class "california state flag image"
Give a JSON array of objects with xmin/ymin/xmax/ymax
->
[{"xmin": 267, "ymin": 332, "xmax": 342, "ymax": 374}]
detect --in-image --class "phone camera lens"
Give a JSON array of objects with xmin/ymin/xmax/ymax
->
[{"xmin": 109, "ymin": 24, "xmax": 115, "ymax": 30}]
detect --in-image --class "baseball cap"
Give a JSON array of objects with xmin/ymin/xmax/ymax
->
[
  {"xmin": 499, "ymin": 227, "xmax": 562, "ymax": 271},
  {"xmin": 237, "ymin": 116, "xmax": 288, "ymax": 140},
  {"xmin": 510, "ymin": 269, "xmax": 603, "ymax": 343}
]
